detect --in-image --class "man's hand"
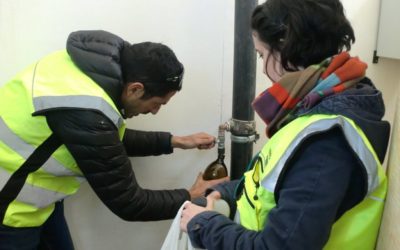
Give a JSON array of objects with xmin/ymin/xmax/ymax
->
[
  {"xmin": 171, "ymin": 133, "xmax": 216, "ymax": 150},
  {"xmin": 188, "ymin": 172, "xmax": 229, "ymax": 199}
]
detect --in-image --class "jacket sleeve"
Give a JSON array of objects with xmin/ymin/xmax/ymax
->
[
  {"xmin": 205, "ymin": 180, "xmax": 240, "ymax": 219},
  {"xmin": 123, "ymin": 128, "xmax": 173, "ymax": 156},
  {"xmin": 187, "ymin": 127, "xmax": 365, "ymax": 249},
  {"xmin": 45, "ymin": 109, "xmax": 190, "ymax": 221}
]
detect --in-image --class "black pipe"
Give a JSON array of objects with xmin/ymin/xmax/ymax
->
[{"xmin": 231, "ymin": 0, "xmax": 257, "ymax": 180}]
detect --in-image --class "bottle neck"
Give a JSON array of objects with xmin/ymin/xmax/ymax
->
[{"xmin": 217, "ymin": 148, "xmax": 225, "ymax": 163}]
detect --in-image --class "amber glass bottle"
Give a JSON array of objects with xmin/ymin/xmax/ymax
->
[{"xmin": 203, "ymin": 149, "xmax": 228, "ymax": 180}]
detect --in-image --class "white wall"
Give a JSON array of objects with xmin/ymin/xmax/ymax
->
[
  {"xmin": 1, "ymin": 0, "xmax": 399, "ymax": 249},
  {"xmin": 343, "ymin": 0, "xmax": 400, "ymax": 124},
  {"xmin": 376, "ymin": 0, "xmax": 400, "ymax": 60}
]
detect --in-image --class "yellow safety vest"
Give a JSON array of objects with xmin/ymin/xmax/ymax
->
[
  {"xmin": 236, "ymin": 114, "xmax": 387, "ymax": 250},
  {"xmin": 0, "ymin": 50, "xmax": 126, "ymax": 227}
]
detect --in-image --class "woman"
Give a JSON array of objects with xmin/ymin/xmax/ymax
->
[{"xmin": 180, "ymin": 0, "xmax": 390, "ymax": 249}]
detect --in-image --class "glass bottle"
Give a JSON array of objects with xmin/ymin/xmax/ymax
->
[{"xmin": 203, "ymin": 148, "xmax": 228, "ymax": 180}]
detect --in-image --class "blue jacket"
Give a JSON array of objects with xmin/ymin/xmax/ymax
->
[{"xmin": 187, "ymin": 78, "xmax": 390, "ymax": 250}]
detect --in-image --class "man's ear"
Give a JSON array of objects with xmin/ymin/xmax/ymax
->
[{"xmin": 125, "ymin": 82, "xmax": 145, "ymax": 98}]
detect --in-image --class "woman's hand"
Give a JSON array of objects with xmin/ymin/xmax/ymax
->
[
  {"xmin": 207, "ymin": 190, "xmax": 222, "ymax": 200},
  {"xmin": 180, "ymin": 195, "xmax": 215, "ymax": 232}
]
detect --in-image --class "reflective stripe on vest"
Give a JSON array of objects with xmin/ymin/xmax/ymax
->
[
  {"xmin": 261, "ymin": 115, "xmax": 379, "ymax": 196},
  {"xmin": 0, "ymin": 50, "xmax": 125, "ymax": 227},
  {"xmin": 31, "ymin": 50, "xmax": 124, "ymax": 130},
  {"xmin": 236, "ymin": 114, "xmax": 387, "ymax": 249},
  {"xmin": 33, "ymin": 95, "xmax": 124, "ymax": 129},
  {"xmin": 0, "ymin": 117, "xmax": 82, "ymax": 178},
  {"xmin": 0, "ymin": 168, "xmax": 73, "ymax": 208}
]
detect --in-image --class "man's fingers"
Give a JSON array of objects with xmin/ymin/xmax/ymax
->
[{"xmin": 208, "ymin": 176, "xmax": 230, "ymax": 185}]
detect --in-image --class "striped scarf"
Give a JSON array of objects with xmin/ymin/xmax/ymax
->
[{"xmin": 252, "ymin": 52, "xmax": 367, "ymax": 137}]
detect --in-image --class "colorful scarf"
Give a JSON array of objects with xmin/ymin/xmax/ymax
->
[{"xmin": 252, "ymin": 52, "xmax": 367, "ymax": 137}]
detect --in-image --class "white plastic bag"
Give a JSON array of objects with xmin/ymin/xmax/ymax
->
[
  {"xmin": 160, "ymin": 201, "xmax": 202, "ymax": 250},
  {"xmin": 161, "ymin": 199, "xmax": 230, "ymax": 250}
]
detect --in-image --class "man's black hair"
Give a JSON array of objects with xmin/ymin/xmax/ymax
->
[
  {"xmin": 121, "ymin": 42, "xmax": 184, "ymax": 99},
  {"xmin": 251, "ymin": 0, "xmax": 355, "ymax": 70}
]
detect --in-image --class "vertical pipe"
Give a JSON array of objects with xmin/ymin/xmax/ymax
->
[{"xmin": 231, "ymin": 0, "xmax": 257, "ymax": 180}]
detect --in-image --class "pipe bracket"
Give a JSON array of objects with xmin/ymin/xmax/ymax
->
[
  {"xmin": 227, "ymin": 118, "xmax": 259, "ymax": 143},
  {"xmin": 230, "ymin": 134, "xmax": 259, "ymax": 143}
]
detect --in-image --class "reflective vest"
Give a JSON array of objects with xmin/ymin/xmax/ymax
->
[
  {"xmin": 236, "ymin": 114, "xmax": 387, "ymax": 250},
  {"xmin": 0, "ymin": 50, "xmax": 126, "ymax": 227}
]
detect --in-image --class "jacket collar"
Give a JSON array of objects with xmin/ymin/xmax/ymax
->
[{"xmin": 294, "ymin": 77, "xmax": 390, "ymax": 163}]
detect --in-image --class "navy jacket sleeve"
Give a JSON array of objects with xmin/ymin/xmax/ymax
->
[
  {"xmin": 187, "ymin": 128, "xmax": 365, "ymax": 249},
  {"xmin": 45, "ymin": 109, "xmax": 190, "ymax": 221},
  {"xmin": 205, "ymin": 180, "xmax": 240, "ymax": 219}
]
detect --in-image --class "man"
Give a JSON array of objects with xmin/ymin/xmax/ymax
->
[{"xmin": 0, "ymin": 30, "xmax": 226, "ymax": 249}]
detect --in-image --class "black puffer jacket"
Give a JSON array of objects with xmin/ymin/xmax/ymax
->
[{"xmin": 45, "ymin": 30, "xmax": 190, "ymax": 221}]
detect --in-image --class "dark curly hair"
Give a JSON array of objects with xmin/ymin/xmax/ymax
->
[
  {"xmin": 251, "ymin": 0, "xmax": 355, "ymax": 70},
  {"xmin": 121, "ymin": 42, "xmax": 184, "ymax": 99}
]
